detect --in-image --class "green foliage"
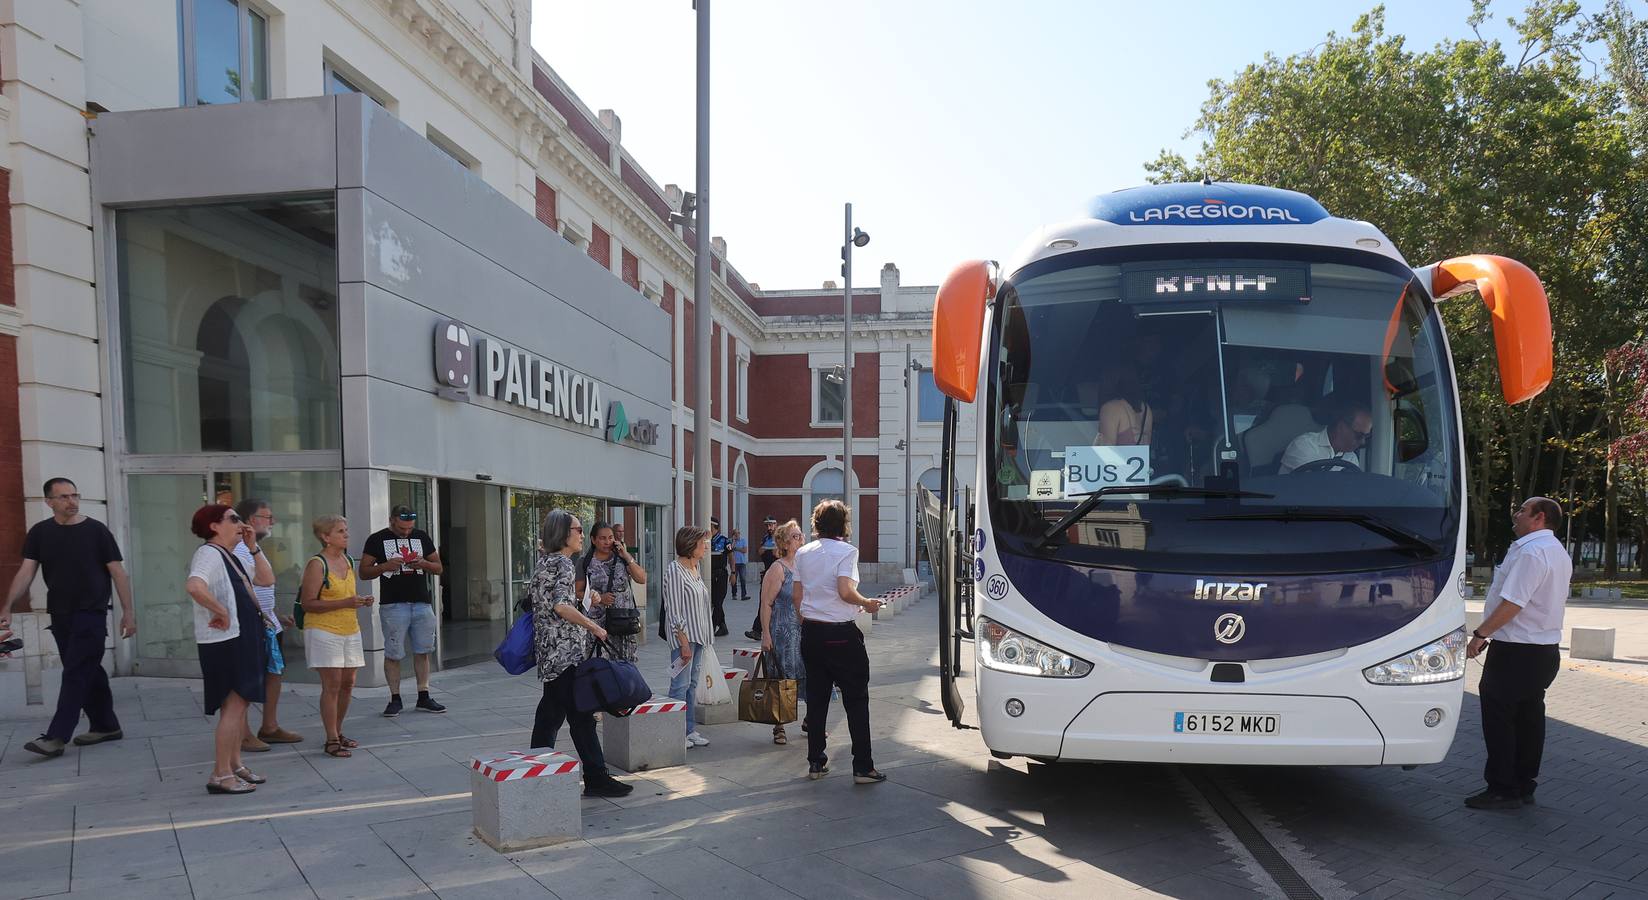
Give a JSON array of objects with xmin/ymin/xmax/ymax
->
[{"xmin": 1152, "ymin": 1, "xmax": 1648, "ymax": 560}]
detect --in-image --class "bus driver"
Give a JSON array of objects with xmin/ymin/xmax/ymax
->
[{"xmin": 1278, "ymin": 401, "xmax": 1371, "ymax": 474}]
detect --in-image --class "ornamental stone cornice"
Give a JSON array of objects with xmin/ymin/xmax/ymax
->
[{"xmin": 371, "ymin": 0, "xmax": 765, "ymax": 333}]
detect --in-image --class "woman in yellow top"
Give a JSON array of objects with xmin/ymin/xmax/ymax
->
[{"xmin": 299, "ymin": 515, "xmax": 373, "ymax": 758}]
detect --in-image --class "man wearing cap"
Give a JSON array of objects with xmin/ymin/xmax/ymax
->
[
  {"xmin": 361, "ymin": 506, "xmax": 448, "ymax": 717},
  {"xmin": 709, "ymin": 517, "xmax": 730, "ymax": 637}
]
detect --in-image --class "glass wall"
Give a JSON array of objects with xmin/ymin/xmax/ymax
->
[
  {"xmin": 117, "ymin": 198, "xmax": 340, "ymax": 455},
  {"xmin": 440, "ymin": 480, "xmax": 509, "ymax": 666},
  {"xmin": 126, "ymin": 469, "xmax": 342, "ymax": 673}
]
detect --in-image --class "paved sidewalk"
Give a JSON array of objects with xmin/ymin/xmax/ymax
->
[{"xmin": 2, "ymin": 589, "xmax": 1646, "ymax": 899}]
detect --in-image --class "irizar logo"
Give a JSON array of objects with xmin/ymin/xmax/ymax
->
[
  {"xmin": 1214, "ymin": 613, "xmax": 1246, "ymax": 644},
  {"xmin": 1194, "ymin": 579, "xmax": 1269, "ymax": 602},
  {"xmin": 1127, "ymin": 200, "xmax": 1303, "ymax": 223}
]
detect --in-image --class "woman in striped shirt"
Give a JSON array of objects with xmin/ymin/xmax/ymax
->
[{"xmin": 663, "ymin": 525, "xmax": 714, "ymax": 750}]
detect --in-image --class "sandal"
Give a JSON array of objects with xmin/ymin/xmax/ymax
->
[
  {"xmin": 233, "ymin": 766, "xmax": 267, "ymax": 784},
  {"xmin": 337, "ymin": 735, "xmax": 360, "ymax": 749},
  {"xmin": 773, "ymin": 727, "xmax": 787, "ymax": 745},
  {"xmin": 323, "ymin": 738, "xmax": 352, "ymax": 758},
  {"xmin": 206, "ymin": 774, "xmax": 256, "ymax": 794}
]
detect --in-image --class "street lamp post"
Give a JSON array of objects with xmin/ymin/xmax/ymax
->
[
  {"xmin": 898, "ymin": 346, "xmax": 924, "ymax": 572},
  {"xmin": 840, "ymin": 203, "xmax": 868, "ymax": 536}
]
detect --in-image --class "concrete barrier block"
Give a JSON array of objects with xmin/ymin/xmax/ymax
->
[
  {"xmin": 602, "ymin": 698, "xmax": 687, "ymax": 771},
  {"xmin": 728, "ymin": 646, "xmax": 761, "ymax": 676},
  {"xmin": 1470, "ymin": 566, "xmax": 1491, "ymax": 579},
  {"xmin": 469, "ymin": 749, "xmax": 582, "ymax": 852},
  {"xmin": 855, "ymin": 609, "xmax": 873, "ymax": 635},
  {"xmin": 1571, "ymin": 626, "xmax": 1615, "ymax": 661},
  {"xmin": 695, "ymin": 670, "xmax": 745, "ymax": 725},
  {"xmin": 873, "ymin": 598, "xmax": 896, "ymax": 621},
  {"xmin": 1466, "ymin": 609, "xmax": 1484, "ymax": 632}
]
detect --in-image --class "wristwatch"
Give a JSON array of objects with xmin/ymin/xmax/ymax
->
[
  {"xmin": 1471, "ymin": 629, "xmax": 1489, "ymax": 640},
  {"xmin": 250, "ymin": 546, "xmax": 263, "ymax": 556}
]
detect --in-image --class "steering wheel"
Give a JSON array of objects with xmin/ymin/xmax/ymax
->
[{"xmin": 1290, "ymin": 458, "xmax": 1359, "ymax": 475}]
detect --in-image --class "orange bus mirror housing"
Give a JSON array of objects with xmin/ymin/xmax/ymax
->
[
  {"xmin": 1427, "ymin": 255, "xmax": 1552, "ymax": 404},
  {"xmin": 932, "ymin": 260, "xmax": 995, "ymax": 403}
]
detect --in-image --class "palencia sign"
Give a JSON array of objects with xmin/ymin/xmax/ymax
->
[{"xmin": 434, "ymin": 319, "xmax": 658, "ymax": 446}]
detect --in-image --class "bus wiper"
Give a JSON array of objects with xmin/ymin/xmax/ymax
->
[
  {"xmin": 1191, "ymin": 509, "xmax": 1442, "ymax": 556},
  {"xmin": 1032, "ymin": 485, "xmax": 1274, "ymax": 551}
]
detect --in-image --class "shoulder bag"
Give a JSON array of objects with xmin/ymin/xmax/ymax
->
[
  {"xmin": 569, "ymin": 639, "xmax": 652, "ymax": 715},
  {"xmin": 738, "ymin": 650, "xmax": 798, "ymax": 726}
]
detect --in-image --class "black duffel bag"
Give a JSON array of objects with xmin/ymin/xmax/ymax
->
[{"xmin": 569, "ymin": 640, "xmax": 652, "ymax": 716}]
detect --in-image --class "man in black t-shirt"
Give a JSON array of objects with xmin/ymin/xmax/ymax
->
[
  {"xmin": 360, "ymin": 506, "xmax": 447, "ymax": 717},
  {"xmin": 1, "ymin": 477, "xmax": 135, "ymax": 758}
]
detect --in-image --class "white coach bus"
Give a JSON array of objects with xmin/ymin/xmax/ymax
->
[{"xmin": 920, "ymin": 182, "xmax": 1552, "ymax": 765}]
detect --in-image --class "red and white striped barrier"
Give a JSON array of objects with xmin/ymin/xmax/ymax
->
[
  {"xmin": 629, "ymin": 698, "xmax": 687, "ymax": 716},
  {"xmin": 729, "ymin": 646, "xmax": 762, "ymax": 675},
  {"xmin": 470, "ymin": 749, "xmax": 580, "ymax": 782}
]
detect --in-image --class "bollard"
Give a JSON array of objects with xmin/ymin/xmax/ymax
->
[
  {"xmin": 874, "ymin": 596, "xmax": 897, "ymax": 621},
  {"xmin": 469, "ymin": 749, "xmax": 582, "ymax": 852},
  {"xmin": 728, "ymin": 646, "xmax": 761, "ymax": 676},
  {"xmin": 602, "ymin": 698, "xmax": 688, "ymax": 771},
  {"xmin": 695, "ymin": 670, "xmax": 745, "ymax": 726},
  {"xmin": 1570, "ymin": 626, "xmax": 1616, "ymax": 661},
  {"xmin": 856, "ymin": 608, "xmax": 873, "ymax": 635}
]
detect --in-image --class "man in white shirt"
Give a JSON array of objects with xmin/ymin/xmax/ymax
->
[
  {"xmin": 1464, "ymin": 496, "xmax": 1571, "ymax": 810},
  {"xmin": 1278, "ymin": 403, "xmax": 1371, "ymax": 474},
  {"xmin": 233, "ymin": 499, "xmax": 301, "ymax": 750},
  {"xmin": 794, "ymin": 500, "xmax": 886, "ymax": 785}
]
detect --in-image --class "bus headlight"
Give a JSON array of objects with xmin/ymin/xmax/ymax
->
[
  {"xmin": 1362, "ymin": 628, "xmax": 1467, "ymax": 685},
  {"xmin": 978, "ymin": 617, "xmax": 1092, "ymax": 677}
]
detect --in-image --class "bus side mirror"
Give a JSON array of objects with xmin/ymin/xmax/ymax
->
[
  {"xmin": 1425, "ymin": 255, "xmax": 1552, "ymax": 404},
  {"xmin": 932, "ymin": 260, "xmax": 996, "ymax": 403}
]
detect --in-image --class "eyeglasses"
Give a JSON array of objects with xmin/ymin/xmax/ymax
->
[
  {"xmin": 396, "ymin": 513, "xmax": 417, "ymax": 521},
  {"xmin": 225, "ymin": 513, "xmax": 243, "ymax": 524},
  {"xmin": 1352, "ymin": 429, "xmax": 1372, "ymax": 443},
  {"xmin": 570, "ymin": 525, "xmax": 584, "ymax": 533}
]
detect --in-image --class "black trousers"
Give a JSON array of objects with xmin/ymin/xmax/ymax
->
[
  {"xmin": 531, "ymin": 673, "xmax": 607, "ymax": 779},
  {"xmin": 1478, "ymin": 640, "xmax": 1560, "ymax": 795},
  {"xmin": 47, "ymin": 610, "xmax": 121, "ymax": 742},
  {"xmin": 710, "ymin": 564, "xmax": 729, "ymax": 633},
  {"xmin": 801, "ymin": 620, "xmax": 873, "ymax": 774}
]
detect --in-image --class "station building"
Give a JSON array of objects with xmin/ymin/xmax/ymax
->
[{"xmin": 0, "ymin": 0, "xmax": 974, "ymax": 699}]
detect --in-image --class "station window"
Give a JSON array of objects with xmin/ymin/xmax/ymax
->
[
  {"xmin": 917, "ymin": 369, "xmax": 944, "ymax": 423},
  {"xmin": 180, "ymin": 0, "xmax": 268, "ymax": 106},
  {"xmin": 737, "ymin": 356, "xmax": 749, "ymax": 422},
  {"xmin": 323, "ymin": 59, "xmax": 392, "ymax": 109},
  {"xmin": 814, "ymin": 368, "xmax": 844, "ymax": 426}
]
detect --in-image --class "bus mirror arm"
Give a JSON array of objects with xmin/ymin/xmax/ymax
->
[{"xmin": 1417, "ymin": 255, "xmax": 1552, "ymax": 404}]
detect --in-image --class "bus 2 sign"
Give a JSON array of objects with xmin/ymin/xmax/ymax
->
[{"xmin": 1063, "ymin": 445, "xmax": 1150, "ymax": 498}]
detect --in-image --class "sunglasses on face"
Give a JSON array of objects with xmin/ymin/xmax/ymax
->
[
  {"xmin": 397, "ymin": 513, "xmax": 417, "ymax": 521},
  {"xmin": 225, "ymin": 513, "xmax": 243, "ymax": 524},
  {"xmin": 1353, "ymin": 429, "xmax": 1372, "ymax": 442},
  {"xmin": 570, "ymin": 525, "xmax": 584, "ymax": 534}
]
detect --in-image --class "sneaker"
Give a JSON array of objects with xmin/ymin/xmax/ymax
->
[
  {"xmin": 240, "ymin": 734, "xmax": 271, "ymax": 753},
  {"xmin": 1521, "ymin": 792, "xmax": 1537, "ymax": 807},
  {"xmin": 807, "ymin": 762, "xmax": 830, "ymax": 780},
  {"xmin": 853, "ymin": 769, "xmax": 888, "ymax": 785},
  {"xmin": 714, "ymin": 628, "xmax": 730, "ymax": 637},
  {"xmin": 584, "ymin": 775, "xmax": 635, "ymax": 798},
  {"xmin": 744, "ymin": 630, "xmax": 761, "ymax": 641},
  {"xmin": 686, "ymin": 738, "xmax": 696, "ymax": 752},
  {"xmin": 72, "ymin": 729, "xmax": 123, "ymax": 746},
  {"xmin": 25, "ymin": 735, "xmax": 66, "ymax": 758},
  {"xmin": 383, "ymin": 696, "xmax": 403, "ymax": 718},
  {"xmin": 1464, "ymin": 789, "xmax": 1523, "ymax": 810},
  {"xmin": 415, "ymin": 696, "xmax": 447, "ymax": 714},
  {"xmin": 687, "ymin": 731, "xmax": 710, "ymax": 747}
]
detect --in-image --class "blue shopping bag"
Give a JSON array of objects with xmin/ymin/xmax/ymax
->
[{"xmin": 495, "ymin": 611, "xmax": 536, "ymax": 675}]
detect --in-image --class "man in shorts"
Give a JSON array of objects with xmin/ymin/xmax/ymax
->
[{"xmin": 360, "ymin": 506, "xmax": 447, "ymax": 716}]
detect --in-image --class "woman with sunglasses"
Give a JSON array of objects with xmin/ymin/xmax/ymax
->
[
  {"xmin": 185, "ymin": 504, "xmax": 273, "ymax": 794},
  {"xmin": 298, "ymin": 515, "xmax": 373, "ymax": 758},
  {"xmin": 529, "ymin": 509, "xmax": 632, "ymax": 798}
]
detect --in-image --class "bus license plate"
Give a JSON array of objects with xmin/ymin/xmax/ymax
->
[{"xmin": 1173, "ymin": 712, "xmax": 1280, "ymax": 735}]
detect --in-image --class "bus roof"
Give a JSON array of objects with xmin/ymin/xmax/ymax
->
[{"xmin": 1006, "ymin": 182, "xmax": 1410, "ymax": 276}]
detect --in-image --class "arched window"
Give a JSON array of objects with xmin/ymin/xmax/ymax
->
[{"xmin": 806, "ymin": 466, "xmax": 844, "ymax": 522}]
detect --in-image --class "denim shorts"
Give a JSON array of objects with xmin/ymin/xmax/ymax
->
[{"xmin": 381, "ymin": 602, "xmax": 436, "ymax": 660}]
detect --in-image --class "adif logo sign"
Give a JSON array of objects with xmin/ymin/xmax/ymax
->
[
  {"xmin": 606, "ymin": 401, "xmax": 661, "ymax": 446},
  {"xmin": 1127, "ymin": 199, "xmax": 1302, "ymax": 223}
]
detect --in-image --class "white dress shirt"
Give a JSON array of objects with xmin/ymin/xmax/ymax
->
[
  {"xmin": 795, "ymin": 539, "xmax": 861, "ymax": 623},
  {"xmin": 1278, "ymin": 428, "xmax": 1359, "ymax": 474},
  {"xmin": 1483, "ymin": 529, "xmax": 1571, "ymax": 645}
]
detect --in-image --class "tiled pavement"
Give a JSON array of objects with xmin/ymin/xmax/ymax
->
[{"xmin": 2, "ymin": 589, "xmax": 1646, "ymax": 900}]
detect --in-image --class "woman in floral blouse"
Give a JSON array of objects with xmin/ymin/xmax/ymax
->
[{"xmin": 528, "ymin": 509, "xmax": 632, "ymax": 798}]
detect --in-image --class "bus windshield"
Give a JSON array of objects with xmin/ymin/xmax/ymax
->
[{"xmin": 987, "ymin": 245, "xmax": 1460, "ymax": 575}]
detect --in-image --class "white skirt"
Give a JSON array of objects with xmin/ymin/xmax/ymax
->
[{"xmin": 304, "ymin": 628, "xmax": 365, "ymax": 669}]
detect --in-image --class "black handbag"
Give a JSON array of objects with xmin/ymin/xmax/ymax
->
[{"xmin": 604, "ymin": 606, "xmax": 640, "ymax": 637}]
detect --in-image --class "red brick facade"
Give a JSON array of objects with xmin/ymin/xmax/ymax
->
[
  {"xmin": 589, "ymin": 224, "xmax": 611, "ymax": 269},
  {"xmin": 534, "ymin": 178, "xmax": 558, "ymax": 231},
  {"xmin": 621, "ymin": 248, "xmax": 640, "ymax": 292}
]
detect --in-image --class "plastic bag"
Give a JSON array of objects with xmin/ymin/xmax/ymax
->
[{"xmin": 697, "ymin": 642, "xmax": 732, "ymax": 705}]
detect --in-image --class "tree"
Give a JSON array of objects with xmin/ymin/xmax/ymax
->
[{"xmin": 1151, "ymin": 1, "xmax": 1648, "ymax": 563}]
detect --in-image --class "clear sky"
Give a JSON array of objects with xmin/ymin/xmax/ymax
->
[{"xmin": 529, "ymin": 1, "xmax": 1603, "ymax": 290}]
